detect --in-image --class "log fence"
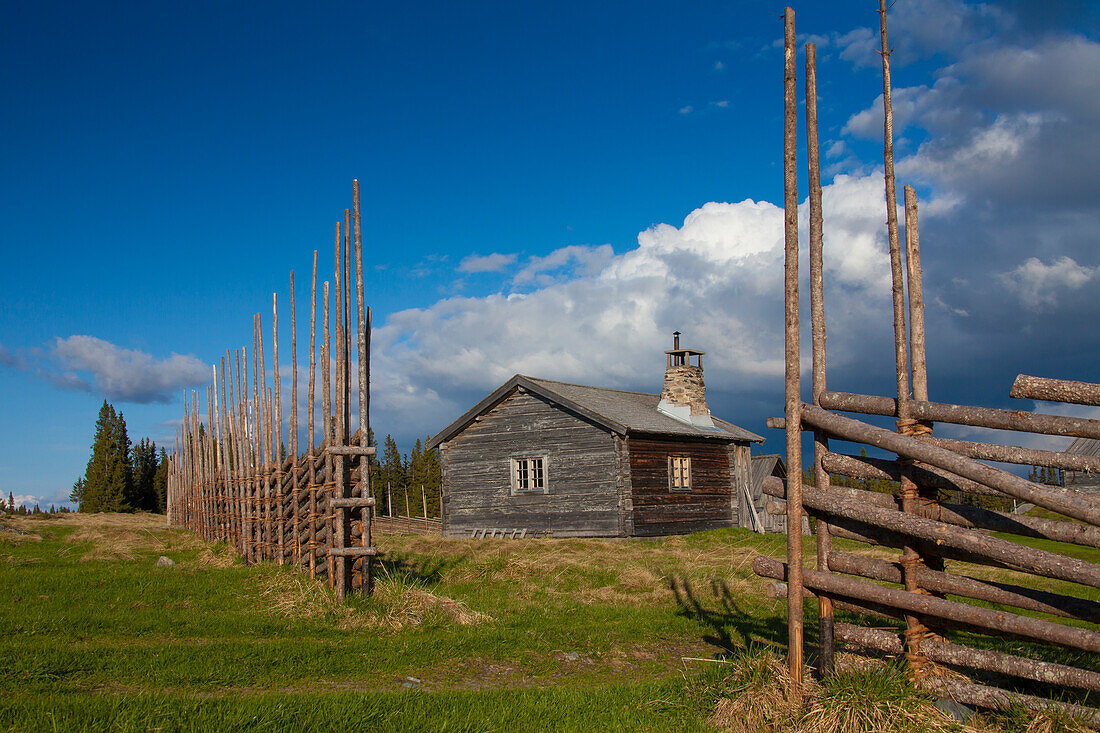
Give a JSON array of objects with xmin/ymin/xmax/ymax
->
[
  {"xmin": 764, "ymin": 7, "xmax": 1100, "ymax": 723},
  {"xmin": 166, "ymin": 181, "xmax": 376, "ymax": 599}
]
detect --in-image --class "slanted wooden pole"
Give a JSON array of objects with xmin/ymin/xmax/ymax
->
[
  {"xmin": 353, "ymin": 180, "xmax": 373, "ymax": 595},
  {"xmin": 290, "ymin": 271, "xmax": 300, "ymax": 567},
  {"xmin": 782, "ymin": 6, "xmax": 803, "ymax": 697},
  {"xmin": 805, "ymin": 40, "xmax": 833, "ymax": 678},
  {"xmin": 273, "ymin": 293, "xmax": 284, "ymax": 564},
  {"xmin": 322, "ymin": 280, "xmax": 333, "ymax": 584},
  {"xmin": 333, "ymin": 221, "xmax": 350, "ymax": 598},
  {"xmin": 308, "ymin": 254, "xmax": 318, "ymax": 577},
  {"xmin": 252, "ymin": 315, "xmax": 262, "ymax": 563},
  {"xmin": 904, "ymin": 186, "xmax": 927, "ymax": 402},
  {"xmin": 879, "ymin": 0, "xmax": 933, "ymax": 678}
]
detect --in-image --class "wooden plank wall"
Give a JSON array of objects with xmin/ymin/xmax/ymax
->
[
  {"xmin": 629, "ymin": 436, "xmax": 736, "ymax": 536},
  {"xmin": 440, "ymin": 391, "xmax": 622, "ymax": 537}
]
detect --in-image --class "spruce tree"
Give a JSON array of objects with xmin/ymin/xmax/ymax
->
[
  {"xmin": 70, "ymin": 477, "xmax": 85, "ymax": 507},
  {"xmin": 131, "ymin": 438, "xmax": 159, "ymax": 511},
  {"xmin": 81, "ymin": 401, "xmax": 117, "ymax": 512},
  {"xmin": 381, "ymin": 435, "xmax": 405, "ymax": 513},
  {"xmin": 154, "ymin": 448, "xmax": 169, "ymax": 514},
  {"xmin": 105, "ymin": 410, "xmax": 134, "ymax": 512},
  {"xmin": 7, "ymin": 492, "xmax": 14, "ymax": 512}
]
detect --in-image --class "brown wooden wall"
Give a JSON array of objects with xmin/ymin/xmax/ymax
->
[
  {"xmin": 440, "ymin": 391, "xmax": 623, "ymax": 537},
  {"xmin": 628, "ymin": 435, "xmax": 737, "ymax": 536}
]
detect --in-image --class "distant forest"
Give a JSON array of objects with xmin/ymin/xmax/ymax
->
[{"xmin": 369, "ymin": 431, "xmax": 442, "ymax": 518}]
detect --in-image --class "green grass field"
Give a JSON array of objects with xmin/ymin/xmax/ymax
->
[{"xmin": 1, "ymin": 513, "xmax": 1096, "ymax": 732}]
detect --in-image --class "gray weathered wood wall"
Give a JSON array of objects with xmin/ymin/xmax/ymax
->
[{"xmin": 439, "ymin": 391, "xmax": 622, "ymax": 537}]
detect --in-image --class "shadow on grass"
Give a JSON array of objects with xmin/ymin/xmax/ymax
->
[
  {"xmin": 375, "ymin": 552, "xmax": 466, "ymax": 586},
  {"xmin": 668, "ymin": 575, "xmax": 787, "ymax": 657}
]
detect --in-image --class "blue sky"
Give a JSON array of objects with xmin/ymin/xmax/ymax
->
[{"xmin": 3, "ymin": 0, "xmax": 1099, "ymax": 508}]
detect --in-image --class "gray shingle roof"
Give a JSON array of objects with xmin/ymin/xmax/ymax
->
[
  {"xmin": 750, "ymin": 454, "xmax": 786, "ymax": 492},
  {"xmin": 427, "ymin": 374, "xmax": 764, "ymax": 449},
  {"xmin": 1066, "ymin": 437, "xmax": 1100, "ymax": 457}
]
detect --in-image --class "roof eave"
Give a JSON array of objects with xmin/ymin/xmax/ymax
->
[{"xmin": 426, "ymin": 374, "xmax": 630, "ymax": 450}]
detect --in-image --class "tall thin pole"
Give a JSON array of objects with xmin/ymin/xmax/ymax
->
[
  {"xmin": 308, "ymin": 254, "xmax": 318, "ymax": 577},
  {"xmin": 354, "ymin": 179, "xmax": 373, "ymax": 595},
  {"xmin": 343, "ymin": 208, "xmax": 352, "ymax": 436},
  {"xmin": 290, "ymin": 271, "xmax": 300, "ymax": 567},
  {"xmin": 880, "ymin": 0, "xmax": 928, "ymax": 679},
  {"xmin": 782, "ymin": 6, "xmax": 804, "ymax": 698},
  {"xmin": 273, "ymin": 293, "xmax": 284, "ymax": 564},
  {"xmin": 805, "ymin": 41, "xmax": 833, "ymax": 678},
  {"xmin": 904, "ymin": 186, "xmax": 928, "ymax": 402},
  {"xmin": 322, "ymin": 281, "xmax": 332, "ymax": 583}
]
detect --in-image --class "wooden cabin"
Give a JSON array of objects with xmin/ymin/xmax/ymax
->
[{"xmin": 426, "ymin": 334, "xmax": 763, "ymax": 537}]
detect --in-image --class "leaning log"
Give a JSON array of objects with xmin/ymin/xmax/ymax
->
[
  {"xmin": 1011, "ymin": 374, "xmax": 1100, "ymax": 408},
  {"xmin": 818, "ymin": 391, "xmax": 1100, "ymax": 441},
  {"xmin": 827, "ymin": 551, "xmax": 1100, "ymax": 623},
  {"xmin": 761, "ymin": 476, "xmax": 1100, "ymax": 587},
  {"xmin": 921, "ymin": 677, "xmax": 1100, "ymax": 726},
  {"xmin": 752, "ymin": 556, "xmax": 1100, "ymax": 653},
  {"xmin": 801, "ymin": 404, "xmax": 1100, "ymax": 525},
  {"xmin": 771, "ymin": 475, "xmax": 1100, "ymax": 548},
  {"xmin": 835, "ymin": 623, "xmax": 1100, "ymax": 693}
]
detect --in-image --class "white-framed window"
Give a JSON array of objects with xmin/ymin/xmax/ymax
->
[
  {"xmin": 511, "ymin": 456, "xmax": 547, "ymax": 494},
  {"xmin": 669, "ymin": 455, "xmax": 691, "ymax": 491}
]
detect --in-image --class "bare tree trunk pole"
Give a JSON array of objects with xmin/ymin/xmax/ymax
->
[
  {"xmin": 353, "ymin": 180, "xmax": 373, "ymax": 595},
  {"xmin": 290, "ymin": 271, "xmax": 300, "ymax": 567},
  {"xmin": 782, "ymin": 5, "xmax": 803, "ymax": 698},
  {"xmin": 308, "ymin": 252, "xmax": 318, "ymax": 577},
  {"xmin": 273, "ymin": 293, "xmax": 283, "ymax": 564},
  {"xmin": 904, "ymin": 186, "xmax": 928, "ymax": 402},
  {"xmin": 805, "ymin": 40, "xmax": 833, "ymax": 678},
  {"xmin": 322, "ymin": 280, "xmax": 333, "ymax": 585}
]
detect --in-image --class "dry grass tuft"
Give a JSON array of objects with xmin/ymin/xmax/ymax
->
[
  {"xmin": 709, "ymin": 650, "xmax": 965, "ymax": 733},
  {"xmin": 709, "ymin": 649, "xmax": 811, "ymax": 733},
  {"xmin": 1021, "ymin": 713, "xmax": 1095, "ymax": 733},
  {"xmin": 371, "ymin": 578, "xmax": 491, "ymax": 631},
  {"xmin": 195, "ymin": 543, "xmax": 239, "ymax": 568},
  {"xmin": 258, "ymin": 567, "xmax": 491, "ymax": 632}
]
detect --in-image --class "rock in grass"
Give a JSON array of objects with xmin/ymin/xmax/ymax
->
[
  {"xmin": 156, "ymin": 556, "xmax": 176, "ymax": 567},
  {"xmin": 934, "ymin": 697, "xmax": 975, "ymax": 723}
]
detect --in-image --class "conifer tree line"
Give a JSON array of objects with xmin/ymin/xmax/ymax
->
[
  {"xmin": 370, "ymin": 432, "xmax": 442, "ymax": 518},
  {"xmin": 3, "ymin": 491, "xmax": 74, "ymax": 516},
  {"xmin": 70, "ymin": 401, "xmax": 168, "ymax": 513}
]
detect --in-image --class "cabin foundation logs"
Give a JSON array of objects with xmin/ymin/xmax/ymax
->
[
  {"xmin": 764, "ymin": 5, "xmax": 1100, "ymax": 723},
  {"xmin": 165, "ymin": 181, "xmax": 375, "ymax": 599}
]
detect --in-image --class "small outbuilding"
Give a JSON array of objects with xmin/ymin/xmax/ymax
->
[
  {"xmin": 427, "ymin": 334, "xmax": 764, "ymax": 537},
  {"xmin": 1063, "ymin": 438, "xmax": 1100, "ymax": 492}
]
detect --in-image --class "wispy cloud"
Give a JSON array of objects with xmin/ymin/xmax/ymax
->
[
  {"xmin": 42, "ymin": 335, "xmax": 210, "ymax": 404},
  {"xmin": 999, "ymin": 256, "xmax": 1099, "ymax": 311},
  {"xmin": 457, "ymin": 252, "xmax": 517, "ymax": 273}
]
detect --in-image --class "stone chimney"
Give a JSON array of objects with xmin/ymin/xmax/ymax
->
[{"xmin": 657, "ymin": 332, "xmax": 714, "ymax": 428}]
